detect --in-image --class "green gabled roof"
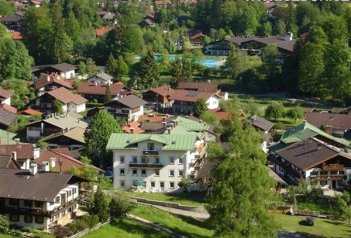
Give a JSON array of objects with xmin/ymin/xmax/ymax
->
[
  {"xmin": 175, "ymin": 116, "xmax": 209, "ymax": 132},
  {"xmin": 129, "ymin": 134, "xmax": 167, "ymax": 145},
  {"xmin": 106, "ymin": 133, "xmax": 197, "ymax": 151},
  {"xmin": 280, "ymin": 122, "xmax": 350, "ymax": 147},
  {"xmin": 0, "ymin": 129, "xmax": 17, "ymax": 144}
]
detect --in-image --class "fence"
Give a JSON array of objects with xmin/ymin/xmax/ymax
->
[{"xmin": 68, "ymin": 219, "xmax": 110, "ymax": 238}]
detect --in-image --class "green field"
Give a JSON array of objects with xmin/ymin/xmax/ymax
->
[
  {"xmin": 130, "ymin": 205, "xmax": 213, "ymax": 238},
  {"xmin": 83, "ymin": 219, "xmax": 168, "ymax": 238},
  {"xmin": 124, "ymin": 191, "xmax": 207, "ymax": 206},
  {"xmin": 276, "ymin": 213, "xmax": 351, "ymax": 238}
]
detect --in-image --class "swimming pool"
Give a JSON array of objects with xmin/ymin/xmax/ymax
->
[{"xmin": 135, "ymin": 54, "xmax": 226, "ymax": 69}]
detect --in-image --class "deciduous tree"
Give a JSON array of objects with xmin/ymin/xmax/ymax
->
[
  {"xmin": 265, "ymin": 101, "xmax": 284, "ymax": 121},
  {"xmin": 194, "ymin": 98, "xmax": 207, "ymax": 117}
]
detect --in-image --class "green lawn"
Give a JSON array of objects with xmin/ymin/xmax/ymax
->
[
  {"xmin": 276, "ymin": 213, "xmax": 351, "ymax": 238},
  {"xmin": 124, "ymin": 191, "xmax": 207, "ymax": 206},
  {"xmin": 83, "ymin": 219, "xmax": 168, "ymax": 238},
  {"xmin": 130, "ymin": 204, "xmax": 213, "ymax": 238}
]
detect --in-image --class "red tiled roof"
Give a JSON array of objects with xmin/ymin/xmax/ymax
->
[
  {"xmin": 0, "ymin": 144, "xmax": 33, "ymax": 160},
  {"xmin": 169, "ymin": 90, "xmax": 216, "ymax": 103},
  {"xmin": 35, "ymin": 73, "xmax": 73, "ymax": 90},
  {"xmin": 305, "ymin": 112, "xmax": 351, "ymax": 130},
  {"xmin": 0, "ymin": 87, "xmax": 12, "ymax": 99},
  {"xmin": 21, "ymin": 108, "xmax": 43, "ymax": 116},
  {"xmin": 208, "ymin": 109, "xmax": 232, "ymax": 121},
  {"xmin": 190, "ymin": 33, "xmax": 205, "ymax": 41},
  {"xmin": 139, "ymin": 114, "xmax": 174, "ymax": 123},
  {"xmin": 122, "ymin": 121, "xmax": 144, "ymax": 134},
  {"xmin": 0, "ymin": 104, "xmax": 17, "ymax": 113},
  {"xmin": 95, "ymin": 27, "xmax": 113, "ymax": 36},
  {"xmin": 12, "ymin": 31, "xmax": 23, "ymax": 40},
  {"xmin": 149, "ymin": 86, "xmax": 175, "ymax": 97},
  {"xmin": 77, "ymin": 82, "xmax": 125, "ymax": 96},
  {"xmin": 48, "ymin": 87, "xmax": 87, "ymax": 105}
]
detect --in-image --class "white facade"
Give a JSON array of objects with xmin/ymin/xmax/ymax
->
[
  {"xmin": 112, "ymin": 139, "xmax": 205, "ymax": 192},
  {"xmin": 1, "ymin": 97, "xmax": 11, "ymax": 105},
  {"xmin": 67, "ymin": 102, "xmax": 86, "ymax": 113},
  {"xmin": 106, "ymin": 105, "xmax": 144, "ymax": 122},
  {"xmin": 60, "ymin": 70, "xmax": 75, "ymax": 79},
  {"xmin": 206, "ymin": 96, "xmax": 220, "ymax": 110},
  {"xmin": 88, "ymin": 76, "xmax": 112, "ymax": 85}
]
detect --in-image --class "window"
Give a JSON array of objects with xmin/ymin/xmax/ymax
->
[
  {"xmin": 9, "ymin": 214, "xmax": 19, "ymax": 222},
  {"xmin": 120, "ymin": 156, "xmax": 125, "ymax": 164},
  {"xmin": 160, "ymin": 182, "xmax": 164, "ymax": 188},
  {"xmin": 141, "ymin": 157, "xmax": 147, "ymax": 163},
  {"xmin": 73, "ymin": 188, "xmax": 77, "ymax": 194},
  {"xmin": 120, "ymin": 169, "xmax": 125, "ymax": 176},
  {"xmin": 35, "ymin": 216, "xmax": 44, "ymax": 224},
  {"xmin": 133, "ymin": 169, "xmax": 138, "ymax": 176},
  {"xmin": 132, "ymin": 156, "xmax": 138, "ymax": 163},
  {"xmin": 169, "ymin": 170, "xmax": 174, "ymax": 177},
  {"xmin": 24, "ymin": 215, "xmax": 33, "ymax": 223},
  {"xmin": 55, "ymin": 196, "xmax": 60, "ymax": 203},
  {"xmin": 155, "ymin": 158, "xmax": 160, "ymax": 164},
  {"xmin": 35, "ymin": 201, "xmax": 43, "ymax": 208},
  {"xmin": 142, "ymin": 170, "xmax": 146, "ymax": 177},
  {"xmin": 68, "ymin": 191, "xmax": 72, "ymax": 197},
  {"xmin": 9, "ymin": 199, "xmax": 19, "ymax": 206},
  {"xmin": 155, "ymin": 170, "xmax": 160, "ymax": 176},
  {"xmin": 151, "ymin": 182, "xmax": 155, "ymax": 188},
  {"xmin": 178, "ymin": 170, "xmax": 183, "ymax": 176},
  {"xmin": 120, "ymin": 180, "xmax": 125, "ymax": 187},
  {"xmin": 24, "ymin": 200, "xmax": 32, "ymax": 207},
  {"xmin": 178, "ymin": 158, "xmax": 183, "ymax": 164},
  {"xmin": 169, "ymin": 157, "xmax": 175, "ymax": 164},
  {"xmin": 147, "ymin": 143, "xmax": 154, "ymax": 150},
  {"xmin": 169, "ymin": 182, "xmax": 175, "ymax": 188}
]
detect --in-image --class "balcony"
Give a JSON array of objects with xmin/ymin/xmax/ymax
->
[
  {"xmin": 322, "ymin": 164, "xmax": 344, "ymax": 171},
  {"xmin": 0, "ymin": 206, "xmax": 50, "ymax": 216},
  {"xmin": 142, "ymin": 150, "xmax": 159, "ymax": 156},
  {"xmin": 129, "ymin": 162, "xmax": 164, "ymax": 168},
  {"xmin": 310, "ymin": 174, "xmax": 345, "ymax": 181}
]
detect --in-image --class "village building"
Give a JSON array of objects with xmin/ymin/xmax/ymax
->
[
  {"xmin": 270, "ymin": 138, "xmax": 351, "ymax": 189},
  {"xmin": 0, "ymin": 168, "xmax": 86, "ymax": 231},
  {"xmin": 0, "ymin": 104, "xmax": 18, "ymax": 130},
  {"xmin": 34, "ymin": 73, "xmax": 73, "ymax": 96},
  {"xmin": 107, "ymin": 133, "xmax": 206, "ymax": 192},
  {"xmin": 40, "ymin": 127, "xmax": 85, "ymax": 151},
  {"xmin": 304, "ymin": 112, "xmax": 351, "ymax": 139},
  {"xmin": 105, "ymin": 95, "xmax": 147, "ymax": 122},
  {"xmin": 26, "ymin": 112, "xmax": 87, "ymax": 142},
  {"xmin": 77, "ymin": 82, "xmax": 128, "ymax": 103},
  {"xmin": 33, "ymin": 87, "xmax": 87, "ymax": 115},
  {"xmin": 87, "ymin": 72, "xmax": 113, "ymax": 85},
  {"xmin": 32, "ymin": 63, "xmax": 76, "ymax": 79}
]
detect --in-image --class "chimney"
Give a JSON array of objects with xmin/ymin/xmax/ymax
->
[
  {"xmin": 11, "ymin": 151, "xmax": 17, "ymax": 161},
  {"xmin": 47, "ymin": 75, "xmax": 50, "ymax": 82},
  {"xmin": 30, "ymin": 163, "xmax": 38, "ymax": 175},
  {"xmin": 162, "ymin": 116, "xmax": 166, "ymax": 121},
  {"xmin": 285, "ymin": 32, "xmax": 293, "ymax": 41},
  {"xmin": 33, "ymin": 147, "xmax": 40, "ymax": 160},
  {"xmin": 162, "ymin": 121, "xmax": 167, "ymax": 128},
  {"xmin": 41, "ymin": 161, "xmax": 50, "ymax": 172},
  {"xmin": 130, "ymin": 127, "xmax": 135, "ymax": 133},
  {"xmin": 208, "ymin": 80, "xmax": 211, "ymax": 84}
]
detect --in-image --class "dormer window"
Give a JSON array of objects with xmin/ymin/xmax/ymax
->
[{"xmin": 148, "ymin": 143, "xmax": 154, "ymax": 150}]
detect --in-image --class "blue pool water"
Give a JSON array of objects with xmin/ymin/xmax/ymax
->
[{"xmin": 135, "ymin": 54, "xmax": 225, "ymax": 69}]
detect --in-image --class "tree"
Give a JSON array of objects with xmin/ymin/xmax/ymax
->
[
  {"xmin": 0, "ymin": 215, "xmax": 8, "ymax": 233},
  {"xmin": 260, "ymin": 44, "xmax": 282, "ymax": 91},
  {"xmin": 178, "ymin": 176, "xmax": 193, "ymax": 192},
  {"xmin": 106, "ymin": 54, "xmax": 119, "ymax": 78},
  {"xmin": 120, "ymin": 26, "xmax": 144, "ymax": 54},
  {"xmin": 109, "ymin": 193, "xmax": 133, "ymax": 219},
  {"xmin": 265, "ymin": 101, "xmax": 284, "ymax": 121},
  {"xmin": 129, "ymin": 53, "xmax": 160, "ymax": 89},
  {"xmin": 169, "ymin": 56, "xmax": 193, "ymax": 88},
  {"xmin": 91, "ymin": 189, "xmax": 109, "ymax": 222},
  {"xmin": 85, "ymin": 58, "xmax": 98, "ymax": 77},
  {"xmin": 0, "ymin": 24, "xmax": 7, "ymax": 38},
  {"xmin": 0, "ymin": 0, "xmax": 15, "ymax": 16},
  {"xmin": 207, "ymin": 120, "xmax": 278, "ymax": 237},
  {"xmin": 1, "ymin": 80, "xmax": 31, "ymax": 108},
  {"xmin": 332, "ymin": 192, "xmax": 351, "ymax": 224},
  {"xmin": 53, "ymin": 99, "xmax": 64, "ymax": 114},
  {"xmin": 116, "ymin": 55, "xmax": 129, "ymax": 76},
  {"xmin": 0, "ymin": 39, "xmax": 34, "ymax": 81},
  {"xmin": 285, "ymin": 106, "xmax": 304, "ymax": 121},
  {"xmin": 194, "ymin": 98, "xmax": 207, "ymax": 117},
  {"xmin": 105, "ymin": 85, "xmax": 112, "ymax": 103},
  {"xmin": 224, "ymin": 48, "xmax": 250, "ymax": 80},
  {"xmin": 84, "ymin": 110, "xmax": 121, "ymax": 166}
]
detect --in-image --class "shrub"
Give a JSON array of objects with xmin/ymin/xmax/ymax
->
[
  {"xmin": 52, "ymin": 225, "xmax": 72, "ymax": 238},
  {"xmin": 0, "ymin": 215, "xmax": 8, "ymax": 232},
  {"xmin": 109, "ymin": 192, "xmax": 133, "ymax": 218},
  {"xmin": 81, "ymin": 214, "xmax": 99, "ymax": 227}
]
